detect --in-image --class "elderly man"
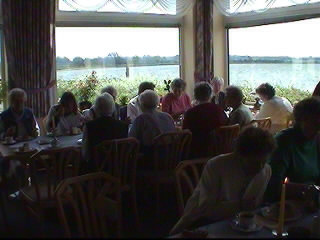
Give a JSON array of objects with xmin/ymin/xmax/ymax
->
[
  {"xmin": 82, "ymin": 93, "xmax": 128, "ymax": 165},
  {"xmin": 225, "ymin": 86, "xmax": 254, "ymax": 128},
  {"xmin": 0, "ymin": 88, "xmax": 38, "ymax": 140},
  {"xmin": 170, "ymin": 127, "xmax": 275, "ymax": 235},
  {"xmin": 210, "ymin": 76, "xmax": 225, "ymax": 109},
  {"xmin": 183, "ymin": 82, "xmax": 228, "ymax": 158},
  {"xmin": 129, "ymin": 90, "xmax": 176, "ymax": 153}
]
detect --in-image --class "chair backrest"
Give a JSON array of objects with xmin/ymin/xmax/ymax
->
[
  {"xmin": 152, "ymin": 130, "xmax": 192, "ymax": 171},
  {"xmin": 175, "ymin": 158, "xmax": 209, "ymax": 216},
  {"xmin": 27, "ymin": 147, "xmax": 81, "ymax": 201},
  {"xmin": 55, "ymin": 172, "xmax": 121, "ymax": 238},
  {"xmin": 250, "ymin": 117, "xmax": 272, "ymax": 131},
  {"xmin": 208, "ymin": 124, "xmax": 240, "ymax": 157},
  {"xmin": 36, "ymin": 117, "xmax": 47, "ymax": 136},
  {"xmin": 94, "ymin": 137, "xmax": 139, "ymax": 187}
]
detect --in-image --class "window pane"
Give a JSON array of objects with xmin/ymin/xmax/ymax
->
[
  {"xmin": 56, "ymin": 27, "xmax": 180, "ymax": 104},
  {"xmin": 228, "ymin": 18, "xmax": 320, "ymax": 104}
]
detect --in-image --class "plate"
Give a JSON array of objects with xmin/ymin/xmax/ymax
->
[
  {"xmin": 230, "ymin": 218, "xmax": 263, "ymax": 233},
  {"xmin": 2, "ymin": 140, "xmax": 16, "ymax": 145},
  {"xmin": 14, "ymin": 148, "xmax": 37, "ymax": 154}
]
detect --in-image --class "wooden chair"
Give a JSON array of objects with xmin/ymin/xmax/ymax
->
[
  {"xmin": 19, "ymin": 147, "xmax": 81, "ymax": 226},
  {"xmin": 250, "ymin": 117, "xmax": 272, "ymax": 131},
  {"xmin": 55, "ymin": 172, "xmax": 122, "ymax": 238},
  {"xmin": 175, "ymin": 158, "xmax": 209, "ymax": 216},
  {"xmin": 208, "ymin": 124, "xmax": 240, "ymax": 157},
  {"xmin": 94, "ymin": 137, "xmax": 140, "ymax": 228},
  {"xmin": 137, "ymin": 130, "xmax": 192, "ymax": 215},
  {"xmin": 36, "ymin": 116, "xmax": 47, "ymax": 137}
]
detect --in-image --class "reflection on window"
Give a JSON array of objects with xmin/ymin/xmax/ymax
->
[{"xmin": 228, "ymin": 18, "xmax": 320, "ymax": 104}]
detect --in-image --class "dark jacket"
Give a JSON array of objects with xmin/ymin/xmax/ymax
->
[
  {"xmin": 0, "ymin": 107, "xmax": 36, "ymax": 138},
  {"xmin": 211, "ymin": 91, "xmax": 226, "ymax": 109}
]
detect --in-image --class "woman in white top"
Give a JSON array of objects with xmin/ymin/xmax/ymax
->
[
  {"xmin": 46, "ymin": 92, "xmax": 83, "ymax": 135},
  {"xmin": 170, "ymin": 127, "xmax": 275, "ymax": 235},
  {"xmin": 255, "ymin": 83, "xmax": 293, "ymax": 134}
]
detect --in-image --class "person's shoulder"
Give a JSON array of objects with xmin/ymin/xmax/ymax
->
[
  {"xmin": 157, "ymin": 111, "xmax": 174, "ymax": 120},
  {"xmin": 274, "ymin": 127, "xmax": 297, "ymax": 145},
  {"xmin": 163, "ymin": 93, "xmax": 174, "ymax": 101},
  {"xmin": 182, "ymin": 93, "xmax": 191, "ymax": 100},
  {"xmin": 206, "ymin": 153, "xmax": 234, "ymax": 171}
]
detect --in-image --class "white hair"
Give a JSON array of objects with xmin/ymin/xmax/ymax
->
[
  {"xmin": 212, "ymin": 76, "xmax": 224, "ymax": 86},
  {"xmin": 101, "ymin": 86, "xmax": 117, "ymax": 98},
  {"xmin": 139, "ymin": 90, "xmax": 160, "ymax": 111},
  {"xmin": 8, "ymin": 88, "xmax": 27, "ymax": 105},
  {"xmin": 94, "ymin": 93, "xmax": 115, "ymax": 117}
]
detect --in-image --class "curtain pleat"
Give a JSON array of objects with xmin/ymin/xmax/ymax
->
[{"xmin": 2, "ymin": 0, "xmax": 56, "ymax": 118}]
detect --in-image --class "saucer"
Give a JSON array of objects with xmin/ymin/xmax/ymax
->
[{"xmin": 230, "ymin": 218, "xmax": 263, "ymax": 233}]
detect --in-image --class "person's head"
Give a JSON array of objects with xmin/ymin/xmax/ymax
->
[
  {"xmin": 94, "ymin": 93, "xmax": 115, "ymax": 117},
  {"xmin": 211, "ymin": 76, "xmax": 224, "ymax": 95},
  {"xmin": 194, "ymin": 82, "xmax": 213, "ymax": 103},
  {"xmin": 101, "ymin": 86, "xmax": 118, "ymax": 101},
  {"xmin": 59, "ymin": 92, "xmax": 78, "ymax": 114},
  {"xmin": 138, "ymin": 82, "xmax": 156, "ymax": 95},
  {"xmin": 256, "ymin": 83, "xmax": 276, "ymax": 102},
  {"xmin": 8, "ymin": 88, "xmax": 27, "ymax": 113},
  {"xmin": 170, "ymin": 78, "xmax": 186, "ymax": 97},
  {"xmin": 293, "ymin": 97, "xmax": 320, "ymax": 139},
  {"xmin": 236, "ymin": 127, "xmax": 276, "ymax": 176},
  {"xmin": 139, "ymin": 90, "xmax": 160, "ymax": 112},
  {"xmin": 225, "ymin": 86, "xmax": 244, "ymax": 108}
]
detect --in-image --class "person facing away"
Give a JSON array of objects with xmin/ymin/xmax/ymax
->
[
  {"xmin": 255, "ymin": 83, "xmax": 293, "ymax": 134},
  {"xmin": 127, "ymin": 81, "xmax": 156, "ymax": 123},
  {"xmin": 83, "ymin": 85, "xmax": 120, "ymax": 122},
  {"xmin": 170, "ymin": 127, "xmax": 275, "ymax": 235},
  {"xmin": 265, "ymin": 97, "xmax": 320, "ymax": 203},
  {"xmin": 161, "ymin": 78, "xmax": 192, "ymax": 120},
  {"xmin": 183, "ymin": 82, "xmax": 228, "ymax": 158},
  {"xmin": 82, "ymin": 93, "xmax": 129, "ymax": 167},
  {"xmin": 128, "ymin": 90, "xmax": 176, "ymax": 154},
  {"xmin": 0, "ymin": 88, "xmax": 39, "ymax": 140},
  {"xmin": 210, "ymin": 76, "xmax": 226, "ymax": 109},
  {"xmin": 46, "ymin": 91, "xmax": 84, "ymax": 136},
  {"xmin": 225, "ymin": 86, "xmax": 254, "ymax": 128}
]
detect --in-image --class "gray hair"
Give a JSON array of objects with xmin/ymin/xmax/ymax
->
[
  {"xmin": 212, "ymin": 76, "xmax": 224, "ymax": 86},
  {"xmin": 225, "ymin": 85, "xmax": 244, "ymax": 103},
  {"xmin": 8, "ymin": 88, "xmax": 27, "ymax": 105},
  {"xmin": 101, "ymin": 86, "xmax": 117, "ymax": 98},
  {"xmin": 94, "ymin": 93, "xmax": 115, "ymax": 117},
  {"xmin": 139, "ymin": 90, "xmax": 160, "ymax": 111},
  {"xmin": 170, "ymin": 78, "xmax": 186, "ymax": 91}
]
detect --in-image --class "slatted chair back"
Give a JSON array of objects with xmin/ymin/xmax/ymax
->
[
  {"xmin": 55, "ymin": 172, "xmax": 122, "ymax": 238},
  {"xmin": 208, "ymin": 124, "xmax": 240, "ymax": 157},
  {"xmin": 175, "ymin": 158, "xmax": 209, "ymax": 216},
  {"xmin": 250, "ymin": 117, "xmax": 272, "ymax": 131},
  {"xmin": 152, "ymin": 130, "xmax": 192, "ymax": 172}
]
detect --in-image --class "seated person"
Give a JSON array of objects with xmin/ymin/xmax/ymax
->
[
  {"xmin": 255, "ymin": 83, "xmax": 293, "ymax": 134},
  {"xmin": 127, "ymin": 82, "xmax": 156, "ymax": 123},
  {"xmin": 225, "ymin": 86, "xmax": 254, "ymax": 128},
  {"xmin": 46, "ymin": 92, "xmax": 83, "ymax": 135},
  {"xmin": 129, "ymin": 90, "xmax": 176, "ymax": 154},
  {"xmin": 82, "ymin": 93, "xmax": 128, "ymax": 167},
  {"xmin": 0, "ymin": 88, "xmax": 38, "ymax": 140},
  {"xmin": 210, "ymin": 76, "xmax": 226, "ymax": 109},
  {"xmin": 265, "ymin": 97, "xmax": 320, "ymax": 203},
  {"xmin": 170, "ymin": 127, "xmax": 275, "ymax": 235},
  {"xmin": 183, "ymin": 82, "xmax": 228, "ymax": 158},
  {"xmin": 161, "ymin": 78, "xmax": 192, "ymax": 120}
]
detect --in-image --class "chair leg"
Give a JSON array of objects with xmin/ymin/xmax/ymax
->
[{"xmin": 131, "ymin": 188, "xmax": 140, "ymax": 230}]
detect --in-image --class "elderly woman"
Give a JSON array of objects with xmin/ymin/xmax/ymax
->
[
  {"xmin": 265, "ymin": 97, "xmax": 320, "ymax": 203},
  {"xmin": 129, "ymin": 90, "xmax": 176, "ymax": 153},
  {"xmin": 210, "ymin": 76, "xmax": 225, "ymax": 108},
  {"xmin": 82, "ymin": 93, "xmax": 128, "ymax": 164},
  {"xmin": 46, "ymin": 92, "xmax": 83, "ymax": 136},
  {"xmin": 0, "ymin": 88, "xmax": 38, "ymax": 140},
  {"xmin": 161, "ymin": 78, "xmax": 192, "ymax": 120},
  {"xmin": 183, "ymin": 82, "xmax": 228, "ymax": 158},
  {"xmin": 225, "ymin": 86, "xmax": 254, "ymax": 128},
  {"xmin": 170, "ymin": 127, "xmax": 275, "ymax": 235}
]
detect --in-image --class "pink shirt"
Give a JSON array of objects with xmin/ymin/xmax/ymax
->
[{"xmin": 161, "ymin": 93, "xmax": 192, "ymax": 116}]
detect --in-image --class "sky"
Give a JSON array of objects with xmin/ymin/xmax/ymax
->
[
  {"xmin": 56, "ymin": 27, "xmax": 180, "ymax": 59},
  {"xmin": 229, "ymin": 17, "xmax": 320, "ymax": 57}
]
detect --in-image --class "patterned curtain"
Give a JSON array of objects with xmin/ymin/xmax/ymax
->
[
  {"xmin": 194, "ymin": 0, "xmax": 214, "ymax": 83},
  {"xmin": 2, "ymin": 0, "xmax": 56, "ymax": 118}
]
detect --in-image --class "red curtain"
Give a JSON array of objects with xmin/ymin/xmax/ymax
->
[
  {"xmin": 2, "ymin": 0, "xmax": 56, "ymax": 118},
  {"xmin": 194, "ymin": 0, "xmax": 214, "ymax": 83}
]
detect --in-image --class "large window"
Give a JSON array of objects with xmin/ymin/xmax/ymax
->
[
  {"xmin": 228, "ymin": 18, "xmax": 320, "ymax": 104},
  {"xmin": 56, "ymin": 27, "xmax": 180, "ymax": 103}
]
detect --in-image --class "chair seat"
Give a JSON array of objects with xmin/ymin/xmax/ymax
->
[{"xmin": 136, "ymin": 170, "xmax": 175, "ymax": 183}]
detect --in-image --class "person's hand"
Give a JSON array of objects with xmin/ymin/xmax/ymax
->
[{"xmin": 5, "ymin": 127, "xmax": 16, "ymax": 137}]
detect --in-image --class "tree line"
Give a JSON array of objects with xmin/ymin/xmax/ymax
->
[{"xmin": 230, "ymin": 55, "xmax": 320, "ymax": 64}]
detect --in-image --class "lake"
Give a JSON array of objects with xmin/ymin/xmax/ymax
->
[{"xmin": 57, "ymin": 63, "xmax": 320, "ymax": 92}]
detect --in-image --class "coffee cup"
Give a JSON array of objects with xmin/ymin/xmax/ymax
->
[
  {"xmin": 238, "ymin": 212, "xmax": 255, "ymax": 229},
  {"xmin": 5, "ymin": 136, "xmax": 14, "ymax": 143}
]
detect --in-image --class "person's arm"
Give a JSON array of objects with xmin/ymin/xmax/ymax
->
[
  {"xmin": 45, "ymin": 106, "xmax": 56, "ymax": 132},
  {"xmin": 255, "ymin": 102, "xmax": 271, "ymax": 120}
]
